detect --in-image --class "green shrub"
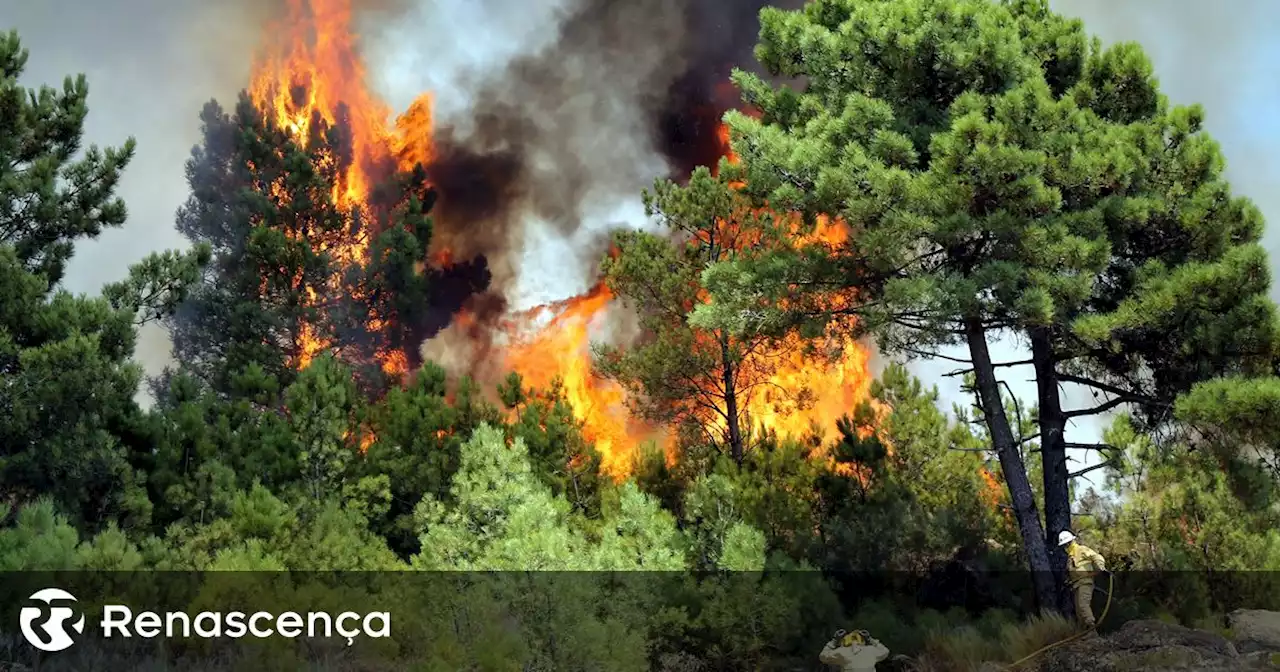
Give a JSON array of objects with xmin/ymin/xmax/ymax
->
[
  {"xmin": 911, "ymin": 611, "xmax": 1077, "ymax": 672},
  {"xmin": 1153, "ymin": 609, "xmax": 1179, "ymax": 624},
  {"xmin": 850, "ymin": 599, "xmax": 922, "ymax": 653},
  {"xmin": 917, "ymin": 625, "xmax": 1001, "ymax": 672},
  {"xmin": 996, "ymin": 610, "xmax": 1077, "ymax": 662}
]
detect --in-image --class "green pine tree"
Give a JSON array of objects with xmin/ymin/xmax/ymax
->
[
  {"xmin": 0, "ymin": 31, "xmax": 206, "ymax": 531},
  {"xmin": 595, "ymin": 167, "xmax": 799, "ymax": 464},
  {"xmin": 164, "ymin": 94, "xmax": 353, "ymax": 397},
  {"xmin": 688, "ymin": 0, "xmax": 1279, "ymax": 609}
]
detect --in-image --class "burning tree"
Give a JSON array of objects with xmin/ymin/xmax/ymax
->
[
  {"xmin": 596, "ymin": 166, "xmax": 813, "ymax": 464},
  {"xmin": 592, "ymin": 115, "xmax": 882, "ymax": 470},
  {"xmin": 160, "ymin": 0, "xmax": 451, "ymax": 402},
  {"xmin": 164, "ymin": 96, "xmax": 440, "ymax": 398},
  {"xmin": 691, "ymin": 0, "xmax": 1279, "ymax": 613}
]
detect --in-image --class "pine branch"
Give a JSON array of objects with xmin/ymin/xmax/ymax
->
[
  {"xmin": 1064, "ymin": 442, "xmax": 1119, "ymax": 452},
  {"xmin": 1069, "ymin": 460, "xmax": 1117, "ymax": 479},
  {"xmin": 1063, "ymin": 396, "xmax": 1130, "ymax": 419},
  {"xmin": 944, "ymin": 358, "xmax": 1034, "ymax": 377},
  {"xmin": 1057, "ymin": 373, "xmax": 1162, "ymax": 406},
  {"xmin": 903, "ymin": 347, "xmax": 970, "ymax": 364}
]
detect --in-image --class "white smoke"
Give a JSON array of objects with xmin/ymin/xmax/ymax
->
[
  {"xmin": 364, "ymin": 0, "xmax": 672, "ymax": 312},
  {"xmin": 364, "ymin": 0, "xmax": 575, "ymax": 119}
]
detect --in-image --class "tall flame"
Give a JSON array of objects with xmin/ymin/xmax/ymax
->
[
  {"xmin": 245, "ymin": 0, "xmax": 886, "ymax": 479},
  {"xmin": 248, "ymin": 0, "xmax": 431, "ymax": 375},
  {"xmin": 503, "ymin": 284, "xmax": 665, "ymax": 479},
  {"xmin": 248, "ymin": 0, "xmax": 388, "ymax": 212}
]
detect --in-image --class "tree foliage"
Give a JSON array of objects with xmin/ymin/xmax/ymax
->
[
  {"xmin": 0, "ymin": 31, "xmax": 206, "ymax": 531},
  {"xmin": 686, "ymin": 0, "xmax": 1280, "ymax": 610},
  {"xmin": 4, "ymin": 13, "xmax": 1280, "ymax": 668},
  {"xmin": 596, "ymin": 167, "xmax": 802, "ymax": 464}
]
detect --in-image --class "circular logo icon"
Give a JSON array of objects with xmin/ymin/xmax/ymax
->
[{"xmin": 19, "ymin": 588, "xmax": 85, "ymax": 652}]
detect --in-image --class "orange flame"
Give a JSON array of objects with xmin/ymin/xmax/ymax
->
[
  {"xmin": 247, "ymin": 0, "xmax": 431, "ymax": 376},
  {"xmin": 503, "ymin": 284, "xmax": 665, "ymax": 479},
  {"xmin": 496, "ymin": 122, "xmax": 881, "ymax": 479},
  {"xmin": 250, "ymin": 0, "xmax": 389, "ymax": 215},
  {"xmin": 979, "ymin": 467, "xmax": 1003, "ymax": 507},
  {"xmin": 716, "ymin": 121, "xmax": 885, "ymax": 450},
  {"xmin": 246, "ymin": 1, "xmax": 887, "ymax": 481}
]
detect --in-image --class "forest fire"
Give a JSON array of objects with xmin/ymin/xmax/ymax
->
[
  {"xmin": 712, "ymin": 123, "xmax": 880, "ymax": 443},
  {"xmin": 248, "ymin": 0, "xmax": 432, "ymax": 375},
  {"xmin": 502, "ymin": 283, "xmax": 668, "ymax": 478},
  {"xmin": 245, "ymin": 0, "xmax": 881, "ymax": 478},
  {"xmin": 248, "ymin": 0, "xmax": 433, "ymax": 215}
]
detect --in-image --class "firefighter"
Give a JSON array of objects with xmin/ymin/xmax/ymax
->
[
  {"xmin": 1058, "ymin": 530, "xmax": 1106, "ymax": 629},
  {"xmin": 819, "ymin": 628, "xmax": 890, "ymax": 671}
]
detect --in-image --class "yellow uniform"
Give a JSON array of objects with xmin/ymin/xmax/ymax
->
[
  {"xmin": 819, "ymin": 637, "xmax": 889, "ymax": 671},
  {"xmin": 1066, "ymin": 542, "xmax": 1106, "ymax": 627}
]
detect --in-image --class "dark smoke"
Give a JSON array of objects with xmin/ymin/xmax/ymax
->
[
  {"xmin": 416, "ymin": 255, "xmax": 494, "ymax": 344},
  {"xmin": 426, "ymin": 112, "xmax": 531, "ymax": 264},
  {"xmin": 417, "ymin": 0, "xmax": 801, "ymax": 349},
  {"xmin": 654, "ymin": 0, "xmax": 804, "ymax": 177}
]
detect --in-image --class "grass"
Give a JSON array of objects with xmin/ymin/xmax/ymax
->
[
  {"xmin": 996, "ymin": 610, "xmax": 1080, "ymax": 661},
  {"xmin": 909, "ymin": 610, "xmax": 1079, "ymax": 672}
]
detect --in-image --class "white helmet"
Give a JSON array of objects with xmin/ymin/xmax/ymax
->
[{"xmin": 1058, "ymin": 531, "xmax": 1076, "ymax": 546}]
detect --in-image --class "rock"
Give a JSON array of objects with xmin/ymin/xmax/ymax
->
[
  {"xmin": 1107, "ymin": 620, "xmax": 1238, "ymax": 657},
  {"xmin": 1229, "ymin": 610, "xmax": 1280, "ymax": 653},
  {"xmin": 1239, "ymin": 651, "xmax": 1280, "ymax": 668},
  {"xmin": 1035, "ymin": 620, "xmax": 1261, "ymax": 671}
]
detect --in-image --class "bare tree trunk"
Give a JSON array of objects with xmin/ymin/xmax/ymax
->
[
  {"xmin": 719, "ymin": 332, "xmax": 744, "ymax": 464},
  {"xmin": 964, "ymin": 317, "xmax": 1057, "ymax": 609},
  {"xmin": 1030, "ymin": 326, "xmax": 1076, "ymax": 616}
]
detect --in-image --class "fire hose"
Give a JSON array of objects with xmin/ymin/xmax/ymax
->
[{"xmin": 1004, "ymin": 570, "xmax": 1114, "ymax": 670}]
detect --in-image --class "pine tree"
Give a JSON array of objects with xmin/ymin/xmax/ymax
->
[
  {"xmin": 162, "ymin": 93, "xmax": 447, "ymax": 402},
  {"xmin": 595, "ymin": 167, "xmax": 799, "ymax": 464},
  {"xmin": 687, "ymin": 0, "xmax": 1277, "ymax": 609},
  {"xmin": 164, "ymin": 94, "xmax": 354, "ymax": 397},
  {"xmin": 690, "ymin": 0, "xmax": 1089, "ymax": 606},
  {"xmin": 0, "ymin": 31, "xmax": 206, "ymax": 530},
  {"xmin": 501, "ymin": 372, "xmax": 607, "ymax": 520}
]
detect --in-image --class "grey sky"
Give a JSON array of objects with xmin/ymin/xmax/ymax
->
[
  {"xmin": 4, "ymin": 0, "xmax": 1277, "ymax": 477},
  {"xmin": 3, "ymin": 0, "xmax": 265, "ymax": 364}
]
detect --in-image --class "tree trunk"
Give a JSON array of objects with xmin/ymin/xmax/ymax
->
[
  {"xmin": 719, "ymin": 331, "xmax": 745, "ymax": 464},
  {"xmin": 964, "ymin": 317, "xmax": 1057, "ymax": 610},
  {"xmin": 1030, "ymin": 326, "xmax": 1076, "ymax": 616}
]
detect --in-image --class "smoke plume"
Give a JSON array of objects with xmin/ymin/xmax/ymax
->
[
  {"xmin": 390, "ymin": 0, "xmax": 802, "ymax": 317},
  {"xmin": 6, "ymin": 0, "xmax": 1277, "ymax": 416},
  {"xmin": 364, "ymin": 0, "xmax": 802, "ymax": 375}
]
